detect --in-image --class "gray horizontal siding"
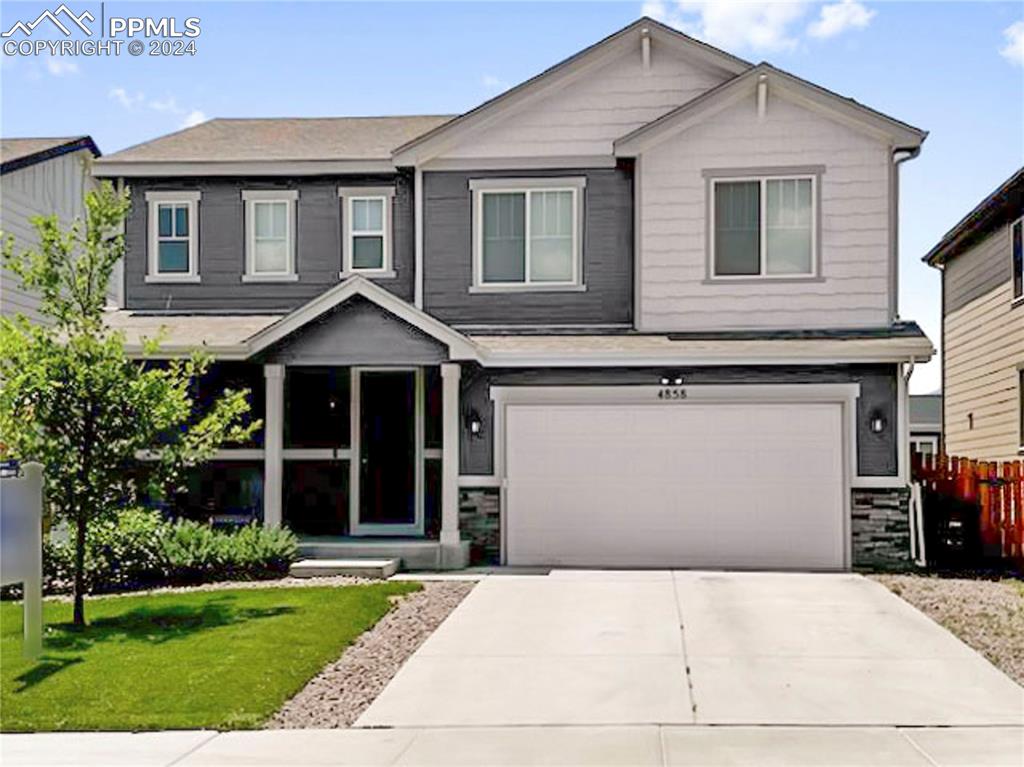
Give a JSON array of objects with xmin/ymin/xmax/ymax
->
[
  {"xmin": 124, "ymin": 174, "xmax": 414, "ymax": 311},
  {"xmin": 423, "ymin": 167, "xmax": 633, "ymax": 326},
  {"xmin": 459, "ymin": 363, "xmax": 899, "ymax": 477},
  {"xmin": 944, "ymin": 222, "xmax": 1014, "ymax": 314}
]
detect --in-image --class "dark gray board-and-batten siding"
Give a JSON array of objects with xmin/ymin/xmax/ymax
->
[{"xmin": 123, "ymin": 174, "xmax": 415, "ymax": 311}]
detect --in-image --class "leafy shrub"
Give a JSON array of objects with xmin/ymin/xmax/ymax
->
[
  {"xmin": 39, "ymin": 510, "xmax": 299, "ymax": 595},
  {"xmin": 44, "ymin": 509, "xmax": 166, "ymax": 594}
]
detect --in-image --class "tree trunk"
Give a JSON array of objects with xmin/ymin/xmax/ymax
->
[{"xmin": 72, "ymin": 513, "xmax": 87, "ymax": 626}]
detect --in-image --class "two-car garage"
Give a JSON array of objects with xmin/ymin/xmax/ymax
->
[{"xmin": 497, "ymin": 386, "xmax": 855, "ymax": 570}]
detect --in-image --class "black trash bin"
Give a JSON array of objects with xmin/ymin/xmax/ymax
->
[{"xmin": 922, "ymin": 488, "xmax": 983, "ymax": 569}]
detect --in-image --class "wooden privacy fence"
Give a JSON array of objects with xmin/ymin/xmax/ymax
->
[{"xmin": 912, "ymin": 454, "xmax": 1024, "ymax": 562}]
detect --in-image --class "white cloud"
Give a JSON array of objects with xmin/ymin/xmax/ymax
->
[
  {"xmin": 148, "ymin": 96, "xmax": 181, "ymax": 113},
  {"xmin": 180, "ymin": 110, "xmax": 207, "ymax": 129},
  {"xmin": 643, "ymin": 1, "xmax": 812, "ymax": 53},
  {"xmin": 807, "ymin": 0, "xmax": 875, "ymax": 39},
  {"xmin": 108, "ymin": 86, "xmax": 143, "ymax": 109},
  {"xmin": 1000, "ymin": 20, "xmax": 1024, "ymax": 66},
  {"xmin": 45, "ymin": 57, "xmax": 78, "ymax": 76},
  {"xmin": 482, "ymin": 74, "xmax": 509, "ymax": 91},
  {"xmin": 109, "ymin": 87, "xmax": 206, "ymax": 128}
]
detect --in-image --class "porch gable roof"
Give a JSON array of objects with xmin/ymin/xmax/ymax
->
[
  {"xmin": 106, "ymin": 276, "xmax": 482, "ymax": 361},
  {"xmin": 246, "ymin": 276, "xmax": 481, "ymax": 360}
]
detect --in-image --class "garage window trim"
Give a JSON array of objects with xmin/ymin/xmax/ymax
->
[
  {"xmin": 470, "ymin": 177, "xmax": 585, "ymax": 291},
  {"xmin": 708, "ymin": 174, "xmax": 819, "ymax": 280}
]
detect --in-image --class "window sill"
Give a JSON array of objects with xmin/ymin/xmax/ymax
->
[
  {"xmin": 702, "ymin": 275, "xmax": 824, "ymax": 285},
  {"xmin": 1011, "ymin": 296, "xmax": 1023, "ymax": 309},
  {"xmin": 242, "ymin": 274, "xmax": 299, "ymax": 283},
  {"xmin": 469, "ymin": 283, "xmax": 587, "ymax": 294},
  {"xmin": 145, "ymin": 275, "xmax": 200, "ymax": 284},
  {"xmin": 339, "ymin": 270, "xmax": 397, "ymax": 280}
]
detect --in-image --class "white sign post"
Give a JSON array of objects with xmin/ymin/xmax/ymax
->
[{"xmin": 1, "ymin": 462, "xmax": 44, "ymax": 657}]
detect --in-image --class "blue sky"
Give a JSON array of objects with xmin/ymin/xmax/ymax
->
[{"xmin": 2, "ymin": 1, "xmax": 1022, "ymax": 393}]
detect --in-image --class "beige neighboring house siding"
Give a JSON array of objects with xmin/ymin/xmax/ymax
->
[
  {"xmin": 638, "ymin": 93, "xmax": 893, "ymax": 332},
  {"xmin": 429, "ymin": 47, "xmax": 733, "ymax": 160},
  {"xmin": 942, "ymin": 221, "xmax": 1024, "ymax": 462},
  {"xmin": 0, "ymin": 148, "xmax": 103, "ymax": 323}
]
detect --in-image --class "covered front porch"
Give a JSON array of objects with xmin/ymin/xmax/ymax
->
[
  {"xmin": 262, "ymin": 361, "xmax": 468, "ymax": 569},
  {"xmin": 137, "ymin": 278, "xmax": 482, "ymax": 570}
]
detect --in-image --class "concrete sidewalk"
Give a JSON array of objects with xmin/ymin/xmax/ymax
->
[{"xmin": 3, "ymin": 725, "xmax": 1023, "ymax": 766}]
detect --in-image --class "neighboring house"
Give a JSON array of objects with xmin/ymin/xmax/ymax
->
[
  {"xmin": 93, "ymin": 18, "xmax": 934, "ymax": 571},
  {"xmin": 909, "ymin": 393, "xmax": 942, "ymax": 458},
  {"xmin": 924, "ymin": 168, "xmax": 1024, "ymax": 464},
  {"xmin": 0, "ymin": 136, "xmax": 105, "ymax": 322}
]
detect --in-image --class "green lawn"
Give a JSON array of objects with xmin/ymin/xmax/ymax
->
[{"xmin": 0, "ymin": 582, "xmax": 419, "ymax": 732}]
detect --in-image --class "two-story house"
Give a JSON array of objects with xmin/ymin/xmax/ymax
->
[
  {"xmin": 924, "ymin": 168, "xmax": 1023, "ymax": 463},
  {"xmin": 94, "ymin": 18, "xmax": 934, "ymax": 571}
]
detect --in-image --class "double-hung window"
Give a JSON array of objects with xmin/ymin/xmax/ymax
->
[
  {"xmin": 710, "ymin": 174, "xmax": 818, "ymax": 279},
  {"xmin": 243, "ymin": 190, "xmax": 298, "ymax": 282},
  {"xmin": 340, "ymin": 187, "xmax": 394, "ymax": 276},
  {"xmin": 471, "ymin": 177, "xmax": 585, "ymax": 290},
  {"xmin": 145, "ymin": 191, "xmax": 200, "ymax": 282},
  {"xmin": 1012, "ymin": 216, "xmax": 1022, "ymax": 303}
]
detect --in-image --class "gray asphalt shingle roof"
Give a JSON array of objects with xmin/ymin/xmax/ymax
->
[{"xmin": 96, "ymin": 116, "xmax": 456, "ymax": 164}]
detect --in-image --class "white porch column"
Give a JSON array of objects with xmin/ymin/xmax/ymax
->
[
  {"xmin": 263, "ymin": 364, "xmax": 285, "ymax": 529},
  {"xmin": 440, "ymin": 363, "xmax": 461, "ymax": 547}
]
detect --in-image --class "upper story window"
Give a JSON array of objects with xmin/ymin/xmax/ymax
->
[
  {"xmin": 709, "ymin": 173, "xmax": 818, "ymax": 280},
  {"xmin": 470, "ymin": 177, "xmax": 585, "ymax": 292},
  {"xmin": 340, "ymin": 186, "xmax": 394, "ymax": 277},
  {"xmin": 1012, "ymin": 217, "xmax": 1022, "ymax": 303},
  {"xmin": 242, "ymin": 190, "xmax": 298, "ymax": 282},
  {"xmin": 145, "ymin": 191, "xmax": 200, "ymax": 283}
]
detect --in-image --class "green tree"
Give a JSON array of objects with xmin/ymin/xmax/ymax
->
[{"xmin": 0, "ymin": 180, "xmax": 259, "ymax": 626}]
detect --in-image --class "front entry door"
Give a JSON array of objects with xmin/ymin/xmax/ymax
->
[{"xmin": 350, "ymin": 368, "xmax": 423, "ymax": 536}]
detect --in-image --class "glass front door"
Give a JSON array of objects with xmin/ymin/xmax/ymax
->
[{"xmin": 350, "ymin": 368, "xmax": 423, "ymax": 535}]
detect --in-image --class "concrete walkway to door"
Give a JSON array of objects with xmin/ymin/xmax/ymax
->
[{"xmin": 357, "ymin": 570, "xmax": 1024, "ymax": 728}]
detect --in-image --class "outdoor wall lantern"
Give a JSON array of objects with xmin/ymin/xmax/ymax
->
[
  {"xmin": 465, "ymin": 409, "xmax": 483, "ymax": 438},
  {"xmin": 659, "ymin": 372, "xmax": 684, "ymax": 386},
  {"xmin": 869, "ymin": 411, "xmax": 887, "ymax": 434}
]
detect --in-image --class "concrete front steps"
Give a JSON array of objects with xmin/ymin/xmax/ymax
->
[
  {"xmin": 297, "ymin": 538, "xmax": 469, "ymax": 571},
  {"xmin": 289, "ymin": 558, "xmax": 399, "ymax": 579}
]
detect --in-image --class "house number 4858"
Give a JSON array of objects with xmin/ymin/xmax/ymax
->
[{"xmin": 657, "ymin": 388, "xmax": 687, "ymax": 400}]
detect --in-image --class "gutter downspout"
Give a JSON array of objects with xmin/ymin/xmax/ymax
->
[
  {"xmin": 414, "ymin": 166, "xmax": 424, "ymax": 309},
  {"xmin": 902, "ymin": 355, "xmax": 927, "ymax": 566},
  {"xmin": 890, "ymin": 146, "xmax": 921, "ymax": 323}
]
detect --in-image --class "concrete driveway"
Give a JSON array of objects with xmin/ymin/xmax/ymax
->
[{"xmin": 356, "ymin": 570, "xmax": 1024, "ymax": 728}]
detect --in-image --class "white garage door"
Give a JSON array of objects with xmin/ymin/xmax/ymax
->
[{"xmin": 505, "ymin": 401, "xmax": 847, "ymax": 570}]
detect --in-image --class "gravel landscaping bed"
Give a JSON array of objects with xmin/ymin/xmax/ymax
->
[
  {"xmin": 873, "ymin": 574, "xmax": 1024, "ymax": 685},
  {"xmin": 268, "ymin": 580, "xmax": 474, "ymax": 728}
]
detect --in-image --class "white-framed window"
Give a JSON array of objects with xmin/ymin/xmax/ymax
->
[
  {"xmin": 470, "ymin": 177, "xmax": 585, "ymax": 291},
  {"xmin": 242, "ymin": 190, "xmax": 298, "ymax": 282},
  {"xmin": 339, "ymin": 186, "xmax": 394, "ymax": 277},
  {"xmin": 1011, "ymin": 216, "xmax": 1022, "ymax": 303},
  {"xmin": 145, "ymin": 190, "xmax": 200, "ymax": 282},
  {"xmin": 709, "ymin": 175, "xmax": 818, "ymax": 279},
  {"xmin": 910, "ymin": 436, "xmax": 938, "ymax": 458}
]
